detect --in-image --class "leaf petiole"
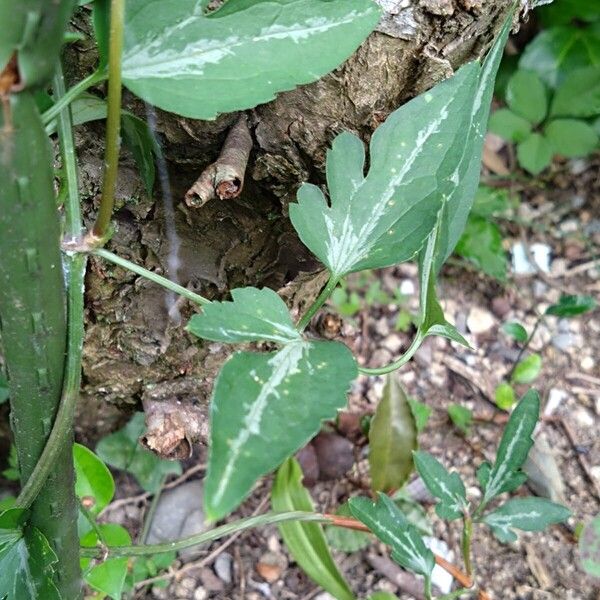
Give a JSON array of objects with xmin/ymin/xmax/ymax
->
[{"xmin": 296, "ymin": 276, "xmax": 340, "ymax": 331}]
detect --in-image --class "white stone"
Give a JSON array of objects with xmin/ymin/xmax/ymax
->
[
  {"xmin": 581, "ymin": 356, "xmax": 595, "ymax": 372},
  {"xmin": 193, "ymin": 588, "xmax": 208, "ymax": 600},
  {"xmin": 466, "ymin": 307, "xmax": 495, "ymax": 334},
  {"xmin": 423, "ymin": 537, "xmax": 454, "ymax": 594},
  {"xmin": 545, "ymin": 389, "xmax": 567, "ymax": 417},
  {"xmin": 399, "ymin": 279, "xmax": 415, "ymax": 296}
]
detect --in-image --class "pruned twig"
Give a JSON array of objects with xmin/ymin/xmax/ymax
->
[{"xmin": 185, "ymin": 115, "xmax": 252, "ymax": 207}]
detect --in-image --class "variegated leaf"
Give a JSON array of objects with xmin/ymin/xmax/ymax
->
[
  {"xmin": 481, "ymin": 390, "xmax": 540, "ymax": 505},
  {"xmin": 349, "ymin": 494, "xmax": 435, "ymax": 581},
  {"xmin": 121, "ymin": 0, "xmax": 380, "ymax": 119},
  {"xmin": 413, "ymin": 451, "xmax": 467, "ymax": 521},
  {"xmin": 290, "ymin": 10, "xmax": 513, "ymax": 278},
  {"xmin": 482, "ymin": 497, "xmax": 571, "ymax": 543},
  {"xmin": 187, "ymin": 287, "xmax": 300, "ymax": 344},
  {"xmin": 204, "ymin": 340, "xmax": 357, "ymax": 520}
]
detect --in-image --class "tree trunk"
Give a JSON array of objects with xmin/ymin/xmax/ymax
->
[{"xmin": 69, "ymin": 0, "xmax": 514, "ymax": 445}]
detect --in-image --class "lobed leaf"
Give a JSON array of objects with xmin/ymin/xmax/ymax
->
[
  {"xmin": 413, "ymin": 451, "xmax": 466, "ymax": 521},
  {"xmin": 187, "ymin": 287, "xmax": 301, "ymax": 344},
  {"xmin": 545, "ymin": 119, "xmax": 599, "ymax": 158},
  {"xmin": 481, "ymin": 390, "xmax": 540, "ymax": 505},
  {"xmin": 482, "ymin": 497, "xmax": 571, "ymax": 543},
  {"xmin": 349, "ymin": 494, "xmax": 435, "ymax": 581},
  {"xmin": 368, "ymin": 376, "xmax": 417, "ymax": 493},
  {"xmin": 121, "ymin": 0, "xmax": 380, "ymax": 119},
  {"xmin": 551, "ymin": 65, "xmax": 600, "ymax": 117},
  {"xmin": 488, "ymin": 108, "xmax": 532, "ymax": 142},
  {"xmin": 272, "ymin": 459, "xmax": 355, "ymax": 600},
  {"xmin": 505, "ymin": 70, "xmax": 547, "ymax": 125},
  {"xmin": 204, "ymin": 340, "xmax": 356, "ymax": 520},
  {"xmin": 517, "ymin": 133, "xmax": 553, "ymax": 175}
]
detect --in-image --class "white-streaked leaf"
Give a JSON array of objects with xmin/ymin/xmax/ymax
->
[
  {"xmin": 413, "ymin": 451, "xmax": 466, "ymax": 521},
  {"xmin": 482, "ymin": 497, "xmax": 571, "ymax": 543},
  {"xmin": 349, "ymin": 494, "xmax": 435, "ymax": 581},
  {"xmin": 482, "ymin": 390, "xmax": 540, "ymax": 504},
  {"xmin": 121, "ymin": 0, "xmax": 380, "ymax": 119},
  {"xmin": 187, "ymin": 287, "xmax": 301, "ymax": 344},
  {"xmin": 369, "ymin": 375, "xmax": 417, "ymax": 493},
  {"xmin": 273, "ymin": 459, "xmax": 356, "ymax": 600},
  {"xmin": 291, "ymin": 62, "xmax": 480, "ymax": 278},
  {"xmin": 204, "ymin": 340, "xmax": 357, "ymax": 520}
]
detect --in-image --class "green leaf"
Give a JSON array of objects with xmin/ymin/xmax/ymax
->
[
  {"xmin": 272, "ymin": 459, "xmax": 355, "ymax": 600},
  {"xmin": 81, "ymin": 523, "xmax": 132, "ymax": 600},
  {"xmin": 448, "ymin": 404, "xmax": 472, "ymax": 435},
  {"xmin": 511, "ymin": 354, "xmax": 542, "ymax": 384},
  {"xmin": 349, "ymin": 494, "xmax": 435, "ymax": 581},
  {"xmin": 368, "ymin": 376, "xmax": 417, "ymax": 493},
  {"xmin": 505, "ymin": 70, "xmax": 547, "ymax": 125},
  {"xmin": 407, "ymin": 397, "xmax": 432, "ymax": 434},
  {"xmin": 2, "ymin": 445, "xmax": 19, "ymax": 481},
  {"xmin": 292, "ymin": 62, "xmax": 483, "ymax": 277},
  {"xmin": 45, "ymin": 93, "xmax": 107, "ymax": 135},
  {"xmin": 580, "ymin": 513, "xmax": 600, "ymax": 577},
  {"xmin": 0, "ymin": 374, "xmax": 10, "ymax": 404},
  {"xmin": 545, "ymin": 294, "xmax": 598, "ymax": 317},
  {"xmin": 520, "ymin": 26, "xmax": 600, "ymax": 88},
  {"xmin": 455, "ymin": 215, "xmax": 507, "ymax": 281},
  {"xmin": 121, "ymin": 0, "xmax": 380, "ymax": 119},
  {"xmin": 481, "ymin": 390, "xmax": 540, "ymax": 504},
  {"xmin": 551, "ymin": 65, "xmax": 600, "ymax": 117},
  {"xmin": 413, "ymin": 451, "xmax": 467, "ymax": 521},
  {"xmin": 545, "ymin": 119, "xmax": 599, "ymax": 158},
  {"xmin": 470, "ymin": 186, "xmax": 511, "ymax": 219},
  {"xmin": 369, "ymin": 594, "xmax": 399, "ymax": 600},
  {"xmin": 73, "ymin": 443, "xmax": 115, "ymax": 516},
  {"xmin": 187, "ymin": 287, "xmax": 301, "ymax": 344},
  {"xmin": 488, "ymin": 108, "xmax": 532, "ymax": 142},
  {"xmin": 517, "ymin": 133, "xmax": 553, "ymax": 175},
  {"xmin": 539, "ymin": 0, "xmax": 600, "ymax": 26},
  {"xmin": 325, "ymin": 502, "xmax": 371, "ymax": 553},
  {"xmin": 95, "ymin": 413, "xmax": 182, "ymax": 493},
  {"xmin": 121, "ymin": 112, "xmax": 160, "ymax": 196},
  {"xmin": 0, "ymin": 509, "xmax": 61, "ymax": 600},
  {"xmin": 495, "ymin": 383, "xmax": 516, "ymax": 410},
  {"xmin": 92, "ymin": 0, "xmax": 110, "ymax": 69},
  {"xmin": 502, "ymin": 321, "xmax": 528, "ymax": 343},
  {"xmin": 482, "ymin": 497, "xmax": 571, "ymax": 543},
  {"xmin": 204, "ymin": 340, "xmax": 356, "ymax": 520}
]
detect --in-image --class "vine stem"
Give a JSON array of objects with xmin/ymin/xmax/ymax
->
[
  {"xmin": 16, "ymin": 64, "xmax": 86, "ymax": 510},
  {"xmin": 83, "ymin": 510, "xmax": 474, "ymax": 590},
  {"xmin": 93, "ymin": 248, "xmax": 211, "ymax": 306},
  {"xmin": 41, "ymin": 69, "xmax": 107, "ymax": 126},
  {"xmin": 359, "ymin": 330, "xmax": 425, "ymax": 376},
  {"xmin": 296, "ymin": 276, "xmax": 339, "ymax": 331},
  {"xmin": 92, "ymin": 0, "xmax": 126, "ymax": 239}
]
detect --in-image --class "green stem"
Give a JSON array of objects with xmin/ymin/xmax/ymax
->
[
  {"xmin": 296, "ymin": 276, "xmax": 339, "ymax": 331},
  {"xmin": 424, "ymin": 576, "xmax": 433, "ymax": 600},
  {"xmin": 505, "ymin": 314, "xmax": 544, "ymax": 382},
  {"xmin": 93, "ymin": 248, "xmax": 211, "ymax": 306},
  {"xmin": 42, "ymin": 69, "xmax": 107, "ymax": 126},
  {"xmin": 16, "ymin": 66, "xmax": 87, "ymax": 511},
  {"xmin": 80, "ymin": 511, "xmax": 325, "ymax": 558},
  {"xmin": 437, "ymin": 589, "xmax": 472, "ymax": 600},
  {"xmin": 461, "ymin": 515, "xmax": 473, "ymax": 578},
  {"xmin": 92, "ymin": 0, "xmax": 126, "ymax": 239},
  {"xmin": 140, "ymin": 475, "xmax": 167, "ymax": 543},
  {"xmin": 359, "ymin": 330, "xmax": 425, "ymax": 376}
]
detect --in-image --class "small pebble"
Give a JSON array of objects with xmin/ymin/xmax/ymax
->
[
  {"xmin": 214, "ymin": 552, "xmax": 233, "ymax": 584},
  {"xmin": 175, "ymin": 577, "xmax": 197, "ymax": 598},
  {"xmin": 399, "ymin": 279, "xmax": 415, "ymax": 295},
  {"xmin": 193, "ymin": 588, "xmax": 208, "ymax": 600},
  {"xmin": 581, "ymin": 356, "xmax": 595, "ymax": 371},
  {"xmin": 256, "ymin": 551, "xmax": 287, "ymax": 582},
  {"xmin": 466, "ymin": 307, "xmax": 496, "ymax": 334}
]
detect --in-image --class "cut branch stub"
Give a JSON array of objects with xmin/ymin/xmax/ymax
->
[{"xmin": 185, "ymin": 115, "xmax": 252, "ymax": 207}]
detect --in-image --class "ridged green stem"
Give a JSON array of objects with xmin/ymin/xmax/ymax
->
[
  {"xmin": 296, "ymin": 276, "xmax": 339, "ymax": 331},
  {"xmin": 0, "ymin": 89, "xmax": 82, "ymax": 598},
  {"xmin": 92, "ymin": 0, "xmax": 126, "ymax": 238}
]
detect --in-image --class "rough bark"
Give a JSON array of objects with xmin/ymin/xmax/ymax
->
[{"xmin": 65, "ymin": 0, "xmax": 515, "ymax": 445}]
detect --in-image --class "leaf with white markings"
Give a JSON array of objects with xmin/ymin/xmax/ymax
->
[
  {"xmin": 187, "ymin": 287, "xmax": 300, "ymax": 344},
  {"xmin": 349, "ymin": 494, "xmax": 435, "ymax": 582},
  {"xmin": 369, "ymin": 375, "xmax": 417, "ymax": 493},
  {"xmin": 0, "ymin": 509, "xmax": 61, "ymax": 600},
  {"xmin": 482, "ymin": 497, "xmax": 571, "ymax": 543},
  {"xmin": 204, "ymin": 340, "xmax": 356, "ymax": 520},
  {"xmin": 121, "ymin": 0, "xmax": 380, "ymax": 119},
  {"xmin": 291, "ymin": 63, "xmax": 480, "ymax": 278},
  {"xmin": 481, "ymin": 390, "xmax": 540, "ymax": 505},
  {"xmin": 273, "ymin": 459, "xmax": 355, "ymax": 600},
  {"xmin": 413, "ymin": 451, "xmax": 467, "ymax": 521}
]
